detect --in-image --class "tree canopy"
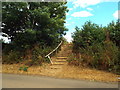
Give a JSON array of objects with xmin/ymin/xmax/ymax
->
[
  {"xmin": 2, "ymin": 2, "xmax": 68, "ymax": 46},
  {"xmin": 72, "ymin": 21, "xmax": 105, "ymax": 49}
]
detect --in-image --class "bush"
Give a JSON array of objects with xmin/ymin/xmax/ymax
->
[
  {"xmin": 31, "ymin": 45, "xmax": 44, "ymax": 65},
  {"xmin": 13, "ymin": 29, "xmax": 37, "ymax": 51},
  {"xmin": 108, "ymin": 20, "xmax": 120, "ymax": 47},
  {"xmin": 71, "ymin": 21, "xmax": 120, "ymax": 74},
  {"xmin": 70, "ymin": 41, "xmax": 120, "ymax": 73},
  {"xmin": 30, "ymin": 45, "xmax": 53, "ymax": 66},
  {"xmin": 19, "ymin": 66, "xmax": 29, "ymax": 72},
  {"xmin": 100, "ymin": 42, "xmax": 120, "ymax": 72},
  {"xmin": 2, "ymin": 41, "xmax": 58, "ymax": 65},
  {"xmin": 2, "ymin": 51, "xmax": 23, "ymax": 64},
  {"xmin": 67, "ymin": 54, "xmax": 81, "ymax": 66},
  {"xmin": 72, "ymin": 21, "xmax": 105, "ymax": 50}
]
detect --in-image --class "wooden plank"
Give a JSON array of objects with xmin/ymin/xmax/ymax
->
[
  {"xmin": 57, "ymin": 57, "xmax": 68, "ymax": 59},
  {"xmin": 52, "ymin": 63, "xmax": 64, "ymax": 65},
  {"xmin": 55, "ymin": 60, "xmax": 67, "ymax": 62}
]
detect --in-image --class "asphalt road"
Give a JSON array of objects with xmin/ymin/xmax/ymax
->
[{"xmin": 2, "ymin": 73, "xmax": 118, "ymax": 88}]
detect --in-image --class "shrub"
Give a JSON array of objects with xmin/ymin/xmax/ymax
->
[
  {"xmin": 2, "ymin": 51, "xmax": 23, "ymax": 64},
  {"xmin": 30, "ymin": 45, "xmax": 54, "ymax": 65},
  {"xmin": 72, "ymin": 21, "xmax": 105, "ymax": 50},
  {"xmin": 108, "ymin": 20, "xmax": 120, "ymax": 47},
  {"xmin": 31, "ymin": 46, "xmax": 43, "ymax": 65},
  {"xmin": 71, "ymin": 21, "xmax": 120, "ymax": 74},
  {"xmin": 19, "ymin": 66, "xmax": 29, "ymax": 72},
  {"xmin": 67, "ymin": 53, "xmax": 83, "ymax": 66},
  {"xmin": 100, "ymin": 42, "xmax": 120, "ymax": 72},
  {"xmin": 70, "ymin": 41, "xmax": 120, "ymax": 74}
]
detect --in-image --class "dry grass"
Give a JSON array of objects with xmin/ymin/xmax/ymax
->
[
  {"xmin": 2, "ymin": 63, "xmax": 48, "ymax": 76},
  {"xmin": 57, "ymin": 65, "xmax": 118, "ymax": 82},
  {"xmin": 2, "ymin": 63, "xmax": 119, "ymax": 83}
]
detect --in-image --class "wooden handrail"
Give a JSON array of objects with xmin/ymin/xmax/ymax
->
[{"xmin": 45, "ymin": 41, "xmax": 63, "ymax": 64}]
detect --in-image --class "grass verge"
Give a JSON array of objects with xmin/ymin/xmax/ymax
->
[{"xmin": 2, "ymin": 63, "xmax": 119, "ymax": 83}]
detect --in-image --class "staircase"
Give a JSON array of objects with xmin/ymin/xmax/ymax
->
[
  {"xmin": 50, "ymin": 44, "xmax": 72, "ymax": 69},
  {"xmin": 43, "ymin": 43, "xmax": 72, "ymax": 75}
]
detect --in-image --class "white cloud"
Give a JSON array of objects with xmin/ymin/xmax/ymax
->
[
  {"xmin": 68, "ymin": 0, "xmax": 119, "ymax": 8},
  {"xmin": 72, "ymin": 0, "xmax": 100, "ymax": 8},
  {"xmin": 68, "ymin": 8, "xmax": 73, "ymax": 11},
  {"xmin": 65, "ymin": 23, "xmax": 70, "ymax": 26},
  {"xmin": 87, "ymin": 8, "xmax": 93, "ymax": 11},
  {"xmin": 71, "ymin": 11, "xmax": 93, "ymax": 17},
  {"xmin": 113, "ymin": 10, "xmax": 120, "ymax": 19}
]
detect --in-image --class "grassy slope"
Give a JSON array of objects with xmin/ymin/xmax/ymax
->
[{"xmin": 2, "ymin": 43, "xmax": 119, "ymax": 82}]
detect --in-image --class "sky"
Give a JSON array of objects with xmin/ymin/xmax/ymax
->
[{"xmin": 64, "ymin": 0, "xmax": 120, "ymax": 42}]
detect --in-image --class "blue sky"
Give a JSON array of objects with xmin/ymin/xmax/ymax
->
[{"xmin": 64, "ymin": 0, "xmax": 120, "ymax": 42}]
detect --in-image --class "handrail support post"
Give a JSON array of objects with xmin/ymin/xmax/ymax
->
[
  {"xmin": 48, "ymin": 56, "xmax": 53, "ymax": 64},
  {"xmin": 45, "ymin": 41, "xmax": 62, "ymax": 64}
]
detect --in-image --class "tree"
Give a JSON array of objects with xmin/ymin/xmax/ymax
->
[
  {"xmin": 71, "ymin": 21, "xmax": 120, "ymax": 73},
  {"xmin": 107, "ymin": 20, "xmax": 120, "ymax": 47},
  {"xmin": 2, "ymin": 2, "xmax": 29, "ymax": 40},
  {"xmin": 72, "ymin": 21, "xmax": 105, "ymax": 49},
  {"xmin": 2, "ymin": 2, "xmax": 68, "ymax": 46}
]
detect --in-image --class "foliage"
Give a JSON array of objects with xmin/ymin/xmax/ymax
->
[
  {"xmin": 2, "ymin": 2, "xmax": 68, "ymax": 64},
  {"xmin": 31, "ymin": 45, "xmax": 43, "ymax": 65},
  {"xmin": 2, "ymin": 51, "xmax": 23, "ymax": 64},
  {"xmin": 107, "ymin": 20, "xmax": 120, "ymax": 47},
  {"xmin": 13, "ymin": 29, "xmax": 37, "ymax": 51},
  {"xmin": 72, "ymin": 21, "xmax": 105, "ymax": 51},
  {"xmin": 71, "ymin": 21, "xmax": 120, "ymax": 74},
  {"xmin": 26, "ymin": 44, "xmax": 53, "ymax": 66},
  {"xmin": 67, "ymin": 53, "xmax": 81, "ymax": 66},
  {"xmin": 2, "ymin": 2, "xmax": 29, "ymax": 40},
  {"xmin": 19, "ymin": 66, "xmax": 29, "ymax": 72},
  {"xmin": 2, "ymin": 2, "xmax": 68, "ymax": 46},
  {"xmin": 69, "ymin": 42, "xmax": 120, "ymax": 73}
]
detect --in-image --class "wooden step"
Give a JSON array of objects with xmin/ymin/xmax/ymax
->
[
  {"xmin": 53, "ymin": 62, "xmax": 67, "ymax": 64},
  {"xmin": 52, "ymin": 63, "xmax": 65, "ymax": 65},
  {"xmin": 56, "ymin": 57, "xmax": 68, "ymax": 59},
  {"xmin": 55, "ymin": 60, "xmax": 67, "ymax": 62}
]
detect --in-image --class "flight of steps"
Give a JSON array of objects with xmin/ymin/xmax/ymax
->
[
  {"xmin": 49, "ymin": 44, "xmax": 72, "ymax": 70},
  {"xmin": 43, "ymin": 43, "xmax": 72, "ymax": 75},
  {"xmin": 50, "ymin": 57, "xmax": 68, "ymax": 69}
]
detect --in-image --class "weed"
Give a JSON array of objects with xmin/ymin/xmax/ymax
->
[{"xmin": 19, "ymin": 66, "xmax": 28, "ymax": 72}]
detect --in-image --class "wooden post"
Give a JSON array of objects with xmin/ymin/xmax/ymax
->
[{"xmin": 48, "ymin": 56, "xmax": 53, "ymax": 64}]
